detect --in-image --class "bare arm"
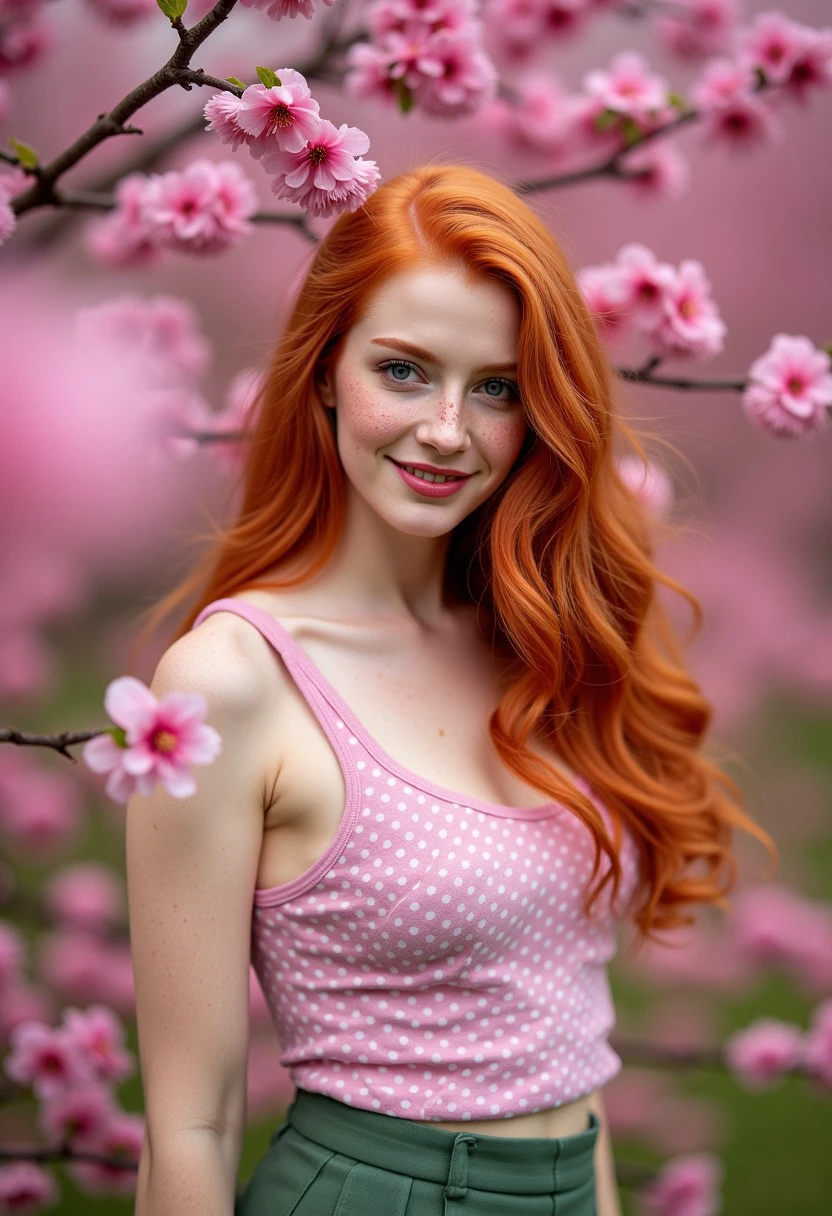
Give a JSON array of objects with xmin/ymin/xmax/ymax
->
[
  {"xmin": 587, "ymin": 1089, "xmax": 622, "ymax": 1216},
  {"xmin": 128, "ymin": 616, "xmax": 274, "ymax": 1216}
]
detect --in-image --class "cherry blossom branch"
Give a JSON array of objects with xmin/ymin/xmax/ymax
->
[
  {"xmin": 10, "ymin": 0, "xmax": 242, "ymax": 219},
  {"xmin": 515, "ymin": 107, "xmax": 700, "ymax": 194},
  {"xmin": 37, "ymin": 187, "xmax": 320, "ymax": 243},
  {"xmin": 0, "ymin": 727, "xmax": 106, "ymax": 762},
  {"xmin": 617, "ymin": 358, "xmax": 749, "ymax": 391}
]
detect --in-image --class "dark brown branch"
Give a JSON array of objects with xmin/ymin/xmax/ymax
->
[
  {"xmin": 10, "ymin": 0, "xmax": 242, "ymax": 219},
  {"xmin": 0, "ymin": 727, "xmax": 106, "ymax": 761}
]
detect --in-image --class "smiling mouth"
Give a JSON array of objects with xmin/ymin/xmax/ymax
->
[{"xmin": 391, "ymin": 460, "xmax": 471, "ymax": 484}]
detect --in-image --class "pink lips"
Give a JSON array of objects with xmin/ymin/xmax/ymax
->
[{"xmin": 390, "ymin": 459, "xmax": 470, "ymax": 499}]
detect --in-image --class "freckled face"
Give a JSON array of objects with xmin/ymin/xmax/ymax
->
[{"xmin": 320, "ymin": 264, "xmax": 528, "ymax": 537}]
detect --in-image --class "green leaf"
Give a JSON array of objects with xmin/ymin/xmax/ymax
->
[
  {"xmin": 226, "ymin": 76, "xmax": 247, "ymax": 91},
  {"xmin": 256, "ymin": 66, "xmax": 281, "ymax": 89},
  {"xmin": 110, "ymin": 726, "xmax": 128, "ymax": 750},
  {"xmin": 668, "ymin": 91, "xmax": 688, "ymax": 111},
  {"xmin": 622, "ymin": 117, "xmax": 642, "ymax": 147},
  {"xmin": 593, "ymin": 108, "xmax": 620, "ymax": 132},
  {"xmin": 392, "ymin": 76, "xmax": 413, "ymax": 114},
  {"xmin": 9, "ymin": 138, "xmax": 38, "ymax": 169},
  {"xmin": 156, "ymin": 0, "xmax": 188, "ymax": 19},
  {"xmin": 823, "ymin": 342, "xmax": 832, "ymax": 360}
]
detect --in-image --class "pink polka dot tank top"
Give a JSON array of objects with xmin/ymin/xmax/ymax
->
[{"xmin": 192, "ymin": 598, "xmax": 641, "ymax": 1122}]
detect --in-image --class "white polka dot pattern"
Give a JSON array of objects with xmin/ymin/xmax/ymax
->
[{"xmin": 193, "ymin": 598, "xmax": 641, "ymax": 1123}]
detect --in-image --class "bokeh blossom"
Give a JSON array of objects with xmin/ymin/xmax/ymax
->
[
  {"xmin": 638, "ymin": 1152, "xmax": 723, "ymax": 1216},
  {"xmin": 742, "ymin": 334, "xmax": 832, "ymax": 438},
  {"xmin": 82, "ymin": 676, "xmax": 222, "ymax": 803},
  {"xmin": 803, "ymin": 998, "xmax": 832, "ymax": 1089},
  {"xmin": 346, "ymin": 0, "xmax": 497, "ymax": 117},
  {"xmin": 724, "ymin": 1017, "xmax": 805, "ymax": 1090},
  {"xmin": 239, "ymin": 0, "xmax": 337, "ymax": 19},
  {"xmin": 139, "ymin": 159, "xmax": 258, "ymax": 254}
]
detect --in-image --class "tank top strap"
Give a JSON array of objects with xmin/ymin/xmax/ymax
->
[{"xmin": 191, "ymin": 598, "xmax": 364, "ymax": 798}]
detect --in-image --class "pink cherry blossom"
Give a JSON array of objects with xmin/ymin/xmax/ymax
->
[
  {"xmin": 743, "ymin": 334, "xmax": 832, "ymax": 439},
  {"xmin": 740, "ymin": 10, "xmax": 808, "ymax": 84},
  {"xmin": 483, "ymin": 0, "xmax": 548, "ymax": 61},
  {"xmin": 693, "ymin": 58, "xmax": 782, "ymax": 149},
  {"xmin": 84, "ymin": 172, "xmax": 164, "ymax": 268},
  {"xmin": 0, "ymin": 1162, "xmax": 59, "ymax": 1214},
  {"xmin": 43, "ymin": 864, "xmax": 124, "ymax": 933},
  {"xmin": 369, "ymin": 0, "xmax": 477, "ymax": 39},
  {"xmin": 413, "ymin": 30, "xmax": 498, "ymax": 117},
  {"xmin": 145, "ymin": 386, "xmax": 218, "ymax": 464},
  {"xmin": 83, "ymin": 675, "xmax": 222, "ymax": 803},
  {"xmin": 583, "ymin": 51, "xmax": 672, "ymax": 122},
  {"xmin": 638, "ymin": 1152, "xmax": 723, "ymax": 1216},
  {"xmin": 262, "ymin": 120, "xmax": 380, "ymax": 216},
  {"xmin": 0, "ymin": 985, "xmax": 55, "ymax": 1046},
  {"xmin": 724, "ymin": 1017, "xmax": 805, "ymax": 1090},
  {"xmin": 37, "ymin": 930, "xmax": 135, "ymax": 1014},
  {"xmin": 784, "ymin": 24, "xmax": 832, "ymax": 104},
  {"xmin": 615, "ymin": 243, "xmax": 677, "ymax": 328},
  {"xmin": 0, "ymin": 753, "xmax": 83, "ymax": 859},
  {"xmin": 616, "ymin": 455, "xmax": 674, "ymax": 520},
  {"xmin": 73, "ymin": 294, "xmax": 212, "ymax": 389},
  {"xmin": 65, "ymin": 1110, "xmax": 145, "ymax": 1197},
  {"xmin": 730, "ymin": 883, "xmax": 832, "ymax": 989},
  {"xmin": 85, "ymin": 0, "xmax": 158, "ymax": 26},
  {"xmin": 239, "ymin": 0, "xmax": 336, "ymax": 19},
  {"xmin": 802, "ymin": 998, "xmax": 832, "ymax": 1089},
  {"xmin": 140, "ymin": 159, "xmax": 258, "ymax": 254},
  {"xmin": 236, "ymin": 72, "xmax": 321, "ymax": 155},
  {"xmin": 651, "ymin": 260, "xmax": 726, "ymax": 359},
  {"xmin": 656, "ymin": 0, "xmax": 740, "ymax": 61},
  {"xmin": 62, "ymin": 1004, "xmax": 134, "ymax": 1085},
  {"xmin": 4, "ymin": 1021, "xmax": 92, "ymax": 1099},
  {"xmin": 208, "ymin": 366, "xmax": 265, "ymax": 469},
  {"xmin": 202, "ymin": 89, "xmax": 253, "ymax": 154},
  {"xmin": 0, "ymin": 10, "xmax": 52, "ymax": 73},
  {"xmin": 620, "ymin": 142, "xmax": 690, "ymax": 202},
  {"xmin": 576, "ymin": 265, "xmax": 631, "ymax": 344},
  {"xmin": 345, "ymin": 40, "xmax": 401, "ymax": 105},
  {"xmin": 38, "ymin": 1077, "xmax": 116, "ymax": 1145},
  {"xmin": 541, "ymin": 0, "xmax": 591, "ymax": 42},
  {"xmin": 490, "ymin": 72, "xmax": 573, "ymax": 155}
]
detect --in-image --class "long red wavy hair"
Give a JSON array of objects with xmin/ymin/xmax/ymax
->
[{"xmin": 132, "ymin": 163, "xmax": 777, "ymax": 949}]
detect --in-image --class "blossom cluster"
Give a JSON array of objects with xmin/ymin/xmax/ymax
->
[
  {"xmin": 83, "ymin": 675, "xmax": 221, "ymax": 804},
  {"xmin": 724, "ymin": 999, "xmax": 832, "ymax": 1092},
  {"xmin": 203, "ymin": 67, "xmax": 380, "ymax": 218},
  {"xmin": 85, "ymin": 158, "xmax": 258, "ymax": 265},
  {"xmin": 486, "ymin": 11, "xmax": 832, "ymax": 200},
  {"xmin": 345, "ymin": 0, "xmax": 498, "ymax": 118},
  {"xmin": 743, "ymin": 334, "xmax": 832, "ymax": 439},
  {"xmin": 578, "ymin": 243, "xmax": 726, "ymax": 360},
  {"xmin": 1, "ymin": 1005, "xmax": 141, "ymax": 1203},
  {"xmin": 70, "ymin": 292, "xmax": 262, "ymax": 467}
]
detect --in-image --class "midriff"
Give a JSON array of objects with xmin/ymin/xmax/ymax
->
[{"xmin": 419, "ymin": 1092, "xmax": 595, "ymax": 1138}]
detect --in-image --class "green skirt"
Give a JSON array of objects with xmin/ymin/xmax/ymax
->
[{"xmin": 235, "ymin": 1087, "xmax": 599, "ymax": 1216}]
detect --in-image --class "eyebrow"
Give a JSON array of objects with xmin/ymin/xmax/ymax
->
[{"xmin": 369, "ymin": 336, "xmax": 517, "ymax": 376}]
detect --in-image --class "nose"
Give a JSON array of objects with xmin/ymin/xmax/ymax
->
[{"xmin": 413, "ymin": 396, "xmax": 472, "ymax": 455}]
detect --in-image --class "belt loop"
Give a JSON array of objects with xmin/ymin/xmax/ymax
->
[{"xmin": 443, "ymin": 1134, "xmax": 477, "ymax": 1208}]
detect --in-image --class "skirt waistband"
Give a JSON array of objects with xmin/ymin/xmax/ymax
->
[{"xmin": 286, "ymin": 1088, "xmax": 599, "ymax": 1196}]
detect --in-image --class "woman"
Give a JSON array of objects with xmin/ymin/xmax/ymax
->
[{"xmin": 127, "ymin": 164, "xmax": 777, "ymax": 1216}]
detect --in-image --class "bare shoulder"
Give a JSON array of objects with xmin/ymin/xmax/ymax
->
[{"xmin": 156, "ymin": 607, "xmax": 273, "ymax": 702}]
